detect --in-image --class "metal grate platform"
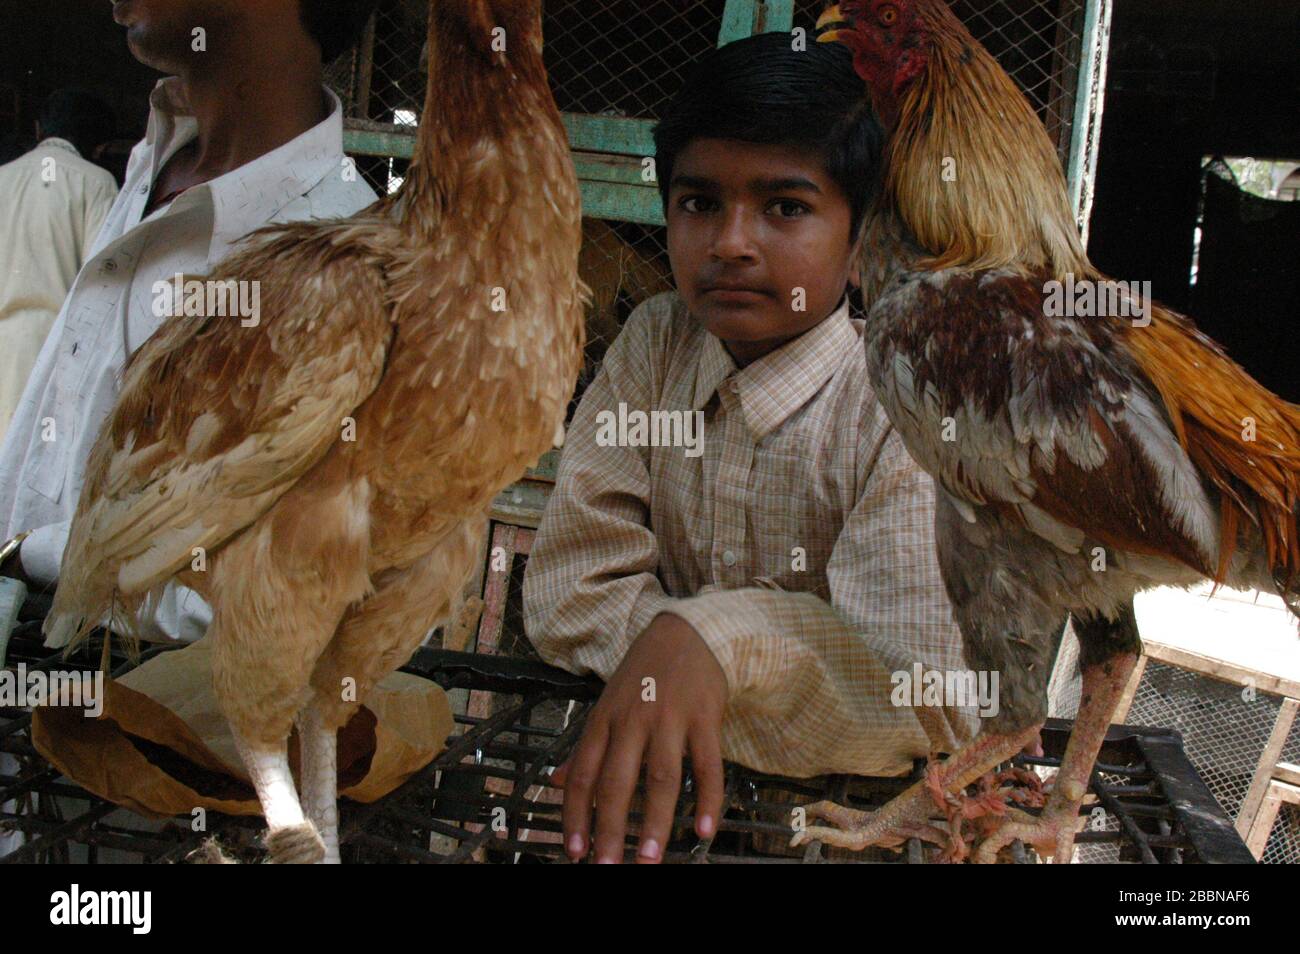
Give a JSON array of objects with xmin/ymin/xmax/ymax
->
[{"xmin": 0, "ymin": 627, "xmax": 1253, "ymax": 864}]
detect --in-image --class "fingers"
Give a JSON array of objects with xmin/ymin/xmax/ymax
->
[
  {"xmin": 550, "ymin": 758, "xmax": 570, "ymax": 789},
  {"xmin": 591, "ymin": 727, "xmax": 647, "ymax": 864},
  {"xmin": 688, "ymin": 723, "xmax": 725, "ymax": 840},
  {"xmin": 559, "ymin": 716, "xmax": 608, "ymax": 861},
  {"xmin": 635, "ymin": 733, "xmax": 683, "ymax": 864}
]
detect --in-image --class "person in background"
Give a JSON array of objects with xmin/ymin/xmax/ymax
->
[
  {"xmin": 0, "ymin": 89, "xmax": 118, "ymax": 443},
  {"xmin": 0, "ymin": 0, "xmax": 380, "ymax": 643}
]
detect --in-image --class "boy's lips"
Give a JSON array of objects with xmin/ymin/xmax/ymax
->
[{"xmin": 700, "ymin": 282, "xmax": 772, "ymax": 305}]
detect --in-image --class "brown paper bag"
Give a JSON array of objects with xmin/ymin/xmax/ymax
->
[{"xmin": 31, "ymin": 638, "xmax": 453, "ymax": 818}]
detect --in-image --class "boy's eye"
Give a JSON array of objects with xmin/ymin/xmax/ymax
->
[
  {"xmin": 768, "ymin": 199, "xmax": 810, "ymax": 218},
  {"xmin": 679, "ymin": 195, "xmax": 717, "ymax": 214}
]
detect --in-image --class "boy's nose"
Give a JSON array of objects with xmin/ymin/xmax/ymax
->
[{"xmin": 709, "ymin": 208, "xmax": 759, "ymax": 262}]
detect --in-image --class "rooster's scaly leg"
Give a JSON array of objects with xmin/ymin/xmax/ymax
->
[
  {"xmin": 973, "ymin": 651, "xmax": 1138, "ymax": 864},
  {"xmin": 231, "ymin": 731, "xmax": 324, "ymax": 864},
  {"xmin": 297, "ymin": 702, "xmax": 340, "ymax": 864}
]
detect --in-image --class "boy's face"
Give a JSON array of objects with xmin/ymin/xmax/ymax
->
[{"xmin": 665, "ymin": 137, "xmax": 860, "ymax": 368}]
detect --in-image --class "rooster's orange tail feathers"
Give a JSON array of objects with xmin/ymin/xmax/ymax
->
[{"xmin": 1125, "ymin": 301, "xmax": 1300, "ymax": 599}]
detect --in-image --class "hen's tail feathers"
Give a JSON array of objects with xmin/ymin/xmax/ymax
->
[
  {"xmin": 1125, "ymin": 300, "xmax": 1300, "ymax": 592},
  {"xmin": 43, "ymin": 566, "xmax": 151, "ymax": 664}
]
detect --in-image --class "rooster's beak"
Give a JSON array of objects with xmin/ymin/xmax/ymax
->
[{"xmin": 816, "ymin": 4, "xmax": 850, "ymax": 43}]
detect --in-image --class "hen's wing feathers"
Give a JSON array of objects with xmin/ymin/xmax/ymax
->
[
  {"xmin": 46, "ymin": 233, "xmax": 392, "ymax": 647},
  {"xmin": 868, "ymin": 268, "xmax": 1221, "ymax": 575}
]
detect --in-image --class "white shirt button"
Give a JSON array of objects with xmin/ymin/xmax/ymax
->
[{"xmin": 722, "ymin": 550, "xmax": 737, "ymax": 567}]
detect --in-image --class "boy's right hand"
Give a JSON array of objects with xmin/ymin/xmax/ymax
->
[{"xmin": 551, "ymin": 611, "xmax": 727, "ymax": 864}]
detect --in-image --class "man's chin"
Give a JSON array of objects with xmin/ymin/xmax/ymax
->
[{"xmin": 124, "ymin": 29, "xmax": 183, "ymax": 74}]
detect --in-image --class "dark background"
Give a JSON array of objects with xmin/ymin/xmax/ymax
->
[{"xmin": 1088, "ymin": 0, "xmax": 1300, "ymax": 401}]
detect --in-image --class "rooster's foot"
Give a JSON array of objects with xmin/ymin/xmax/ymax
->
[
  {"xmin": 971, "ymin": 807, "xmax": 1083, "ymax": 864},
  {"xmin": 788, "ymin": 799, "xmax": 949, "ymax": 853},
  {"xmin": 922, "ymin": 763, "xmax": 1048, "ymax": 861}
]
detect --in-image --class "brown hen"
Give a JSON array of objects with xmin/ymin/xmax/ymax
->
[{"xmin": 43, "ymin": 0, "xmax": 586, "ymax": 863}]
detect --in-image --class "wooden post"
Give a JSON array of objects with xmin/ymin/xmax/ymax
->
[{"xmin": 1236, "ymin": 697, "xmax": 1299, "ymax": 843}]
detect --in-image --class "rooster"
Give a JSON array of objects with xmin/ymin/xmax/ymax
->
[
  {"xmin": 42, "ymin": 0, "xmax": 585, "ymax": 863},
  {"xmin": 799, "ymin": 0, "xmax": 1300, "ymax": 862}
]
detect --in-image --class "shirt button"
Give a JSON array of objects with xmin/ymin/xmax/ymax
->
[
  {"xmin": 101, "ymin": 259, "xmax": 117, "ymax": 273},
  {"xmin": 722, "ymin": 550, "xmax": 737, "ymax": 567}
]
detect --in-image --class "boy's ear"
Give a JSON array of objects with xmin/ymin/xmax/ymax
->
[{"xmin": 847, "ymin": 227, "xmax": 865, "ymax": 289}]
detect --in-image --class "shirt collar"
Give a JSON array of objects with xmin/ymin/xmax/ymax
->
[
  {"xmin": 691, "ymin": 296, "xmax": 857, "ymax": 440},
  {"xmin": 39, "ymin": 137, "xmax": 81, "ymax": 157},
  {"xmin": 141, "ymin": 77, "xmax": 350, "ymax": 262}
]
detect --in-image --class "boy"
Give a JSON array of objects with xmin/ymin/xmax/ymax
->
[{"xmin": 523, "ymin": 32, "xmax": 982, "ymax": 864}]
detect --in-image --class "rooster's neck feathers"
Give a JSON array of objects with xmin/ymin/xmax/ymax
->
[{"xmin": 884, "ymin": 6, "xmax": 1091, "ymax": 281}]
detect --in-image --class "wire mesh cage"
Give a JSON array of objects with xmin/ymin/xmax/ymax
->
[
  {"xmin": 327, "ymin": 0, "xmax": 1103, "ymax": 418},
  {"xmin": 1049, "ymin": 632, "xmax": 1300, "ymax": 864}
]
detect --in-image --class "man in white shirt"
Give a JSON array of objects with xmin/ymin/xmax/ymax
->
[
  {"xmin": 0, "ymin": 90, "xmax": 118, "ymax": 444},
  {"xmin": 0, "ymin": 0, "xmax": 381, "ymax": 643}
]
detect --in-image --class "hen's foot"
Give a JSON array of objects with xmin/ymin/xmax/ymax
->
[{"xmin": 265, "ymin": 820, "xmax": 326, "ymax": 864}]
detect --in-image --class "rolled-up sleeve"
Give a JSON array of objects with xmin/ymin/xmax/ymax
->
[
  {"xmin": 523, "ymin": 308, "xmax": 678, "ymax": 680},
  {"xmin": 663, "ymin": 427, "xmax": 979, "ymax": 778}
]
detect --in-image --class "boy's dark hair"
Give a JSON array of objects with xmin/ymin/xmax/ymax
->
[
  {"xmin": 299, "ymin": 0, "xmax": 381, "ymax": 63},
  {"xmin": 653, "ymin": 32, "xmax": 883, "ymax": 237},
  {"xmin": 39, "ymin": 89, "xmax": 115, "ymax": 158}
]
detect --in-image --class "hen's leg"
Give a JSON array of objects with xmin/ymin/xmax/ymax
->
[
  {"xmin": 230, "ymin": 732, "xmax": 323, "ymax": 864},
  {"xmin": 297, "ymin": 702, "xmax": 340, "ymax": 864},
  {"xmin": 209, "ymin": 488, "xmax": 373, "ymax": 865}
]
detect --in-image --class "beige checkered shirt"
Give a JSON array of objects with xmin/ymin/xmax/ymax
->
[{"xmin": 523, "ymin": 291, "xmax": 979, "ymax": 778}]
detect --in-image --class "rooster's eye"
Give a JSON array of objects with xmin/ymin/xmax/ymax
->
[{"xmin": 878, "ymin": 4, "xmax": 898, "ymax": 26}]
